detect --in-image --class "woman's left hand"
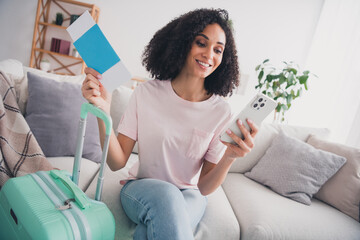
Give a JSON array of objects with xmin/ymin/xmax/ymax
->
[{"xmin": 221, "ymin": 119, "xmax": 259, "ymax": 159}]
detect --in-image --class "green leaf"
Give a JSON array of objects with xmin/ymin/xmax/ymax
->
[
  {"xmin": 286, "ymin": 94, "xmax": 292, "ymax": 105},
  {"xmin": 272, "ymin": 82, "xmax": 277, "ymax": 92},
  {"xmin": 285, "ymin": 82, "xmax": 292, "ymax": 89},
  {"xmin": 266, "ymin": 74, "xmax": 273, "ymax": 82},
  {"xmin": 258, "ymin": 70, "xmax": 264, "ymax": 81},
  {"xmin": 303, "ymin": 70, "xmax": 310, "ymax": 75},
  {"xmin": 299, "ymin": 75, "xmax": 308, "ymax": 84},
  {"xmin": 304, "ymin": 82, "xmax": 308, "ymax": 90},
  {"xmin": 272, "ymin": 74, "xmax": 281, "ymax": 80},
  {"xmin": 286, "ymin": 73, "xmax": 295, "ymax": 88},
  {"xmin": 262, "ymin": 90, "xmax": 267, "ymax": 95},
  {"xmin": 290, "ymin": 89, "xmax": 295, "ymax": 97},
  {"xmin": 297, "ymin": 88, "xmax": 303, "ymax": 97},
  {"xmin": 255, "ymin": 65, "xmax": 261, "ymax": 71},
  {"xmin": 276, "ymin": 104, "xmax": 282, "ymax": 112},
  {"xmin": 279, "ymin": 74, "xmax": 286, "ymax": 85},
  {"xmin": 263, "ymin": 59, "xmax": 269, "ymax": 64},
  {"xmin": 289, "ymin": 68, "xmax": 297, "ymax": 75},
  {"xmin": 287, "ymin": 103, "xmax": 291, "ymax": 109}
]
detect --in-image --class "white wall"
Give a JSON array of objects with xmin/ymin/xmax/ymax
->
[
  {"xmin": 1, "ymin": 0, "xmax": 329, "ymax": 131},
  {"xmin": 0, "ymin": 0, "xmax": 323, "ymax": 78}
]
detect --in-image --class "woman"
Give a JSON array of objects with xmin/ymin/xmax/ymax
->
[{"xmin": 82, "ymin": 8, "xmax": 258, "ymax": 240}]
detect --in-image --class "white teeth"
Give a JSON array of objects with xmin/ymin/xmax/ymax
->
[{"xmin": 197, "ymin": 60, "xmax": 210, "ymax": 67}]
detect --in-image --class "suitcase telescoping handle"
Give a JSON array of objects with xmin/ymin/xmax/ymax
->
[{"xmin": 73, "ymin": 103, "xmax": 112, "ymax": 201}]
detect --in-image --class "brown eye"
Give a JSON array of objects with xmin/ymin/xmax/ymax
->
[
  {"xmin": 196, "ymin": 40, "xmax": 206, "ymax": 47},
  {"xmin": 214, "ymin": 48, "xmax": 222, "ymax": 54}
]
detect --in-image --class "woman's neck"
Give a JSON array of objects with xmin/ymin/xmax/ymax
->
[{"xmin": 171, "ymin": 72, "xmax": 212, "ymax": 102}]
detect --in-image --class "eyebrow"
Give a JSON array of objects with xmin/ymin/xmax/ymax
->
[{"xmin": 197, "ymin": 33, "xmax": 225, "ymax": 46}]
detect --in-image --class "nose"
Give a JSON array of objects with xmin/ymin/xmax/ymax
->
[{"xmin": 202, "ymin": 46, "xmax": 214, "ymax": 60}]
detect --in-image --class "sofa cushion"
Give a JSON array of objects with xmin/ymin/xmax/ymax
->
[
  {"xmin": 110, "ymin": 86, "xmax": 133, "ymax": 132},
  {"xmin": 222, "ymin": 173, "xmax": 360, "ymax": 240},
  {"xmin": 0, "ymin": 59, "xmax": 24, "ymax": 77},
  {"xmin": 25, "ymin": 71, "xmax": 102, "ymax": 163},
  {"xmin": 86, "ymin": 153, "xmax": 240, "ymax": 240},
  {"xmin": 307, "ymin": 135, "xmax": 360, "ymax": 221},
  {"xmin": 110, "ymin": 86, "xmax": 138, "ymax": 153},
  {"xmin": 194, "ymin": 186, "xmax": 240, "ymax": 240},
  {"xmin": 0, "ymin": 59, "xmax": 26, "ymax": 110},
  {"xmin": 229, "ymin": 123, "xmax": 330, "ymax": 173},
  {"xmin": 244, "ymin": 131, "xmax": 346, "ymax": 205},
  {"xmin": 8, "ymin": 66, "xmax": 85, "ymax": 115},
  {"xmin": 47, "ymin": 157, "xmax": 99, "ymax": 192}
]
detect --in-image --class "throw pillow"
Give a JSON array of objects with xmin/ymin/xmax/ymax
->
[
  {"xmin": 307, "ymin": 135, "xmax": 360, "ymax": 221},
  {"xmin": 19, "ymin": 67, "xmax": 85, "ymax": 115},
  {"xmin": 245, "ymin": 131, "xmax": 346, "ymax": 205},
  {"xmin": 229, "ymin": 123, "xmax": 330, "ymax": 173},
  {"xmin": 111, "ymin": 85, "xmax": 139, "ymax": 153},
  {"xmin": 25, "ymin": 71, "xmax": 102, "ymax": 163},
  {"xmin": 110, "ymin": 86, "xmax": 133, "ymax": 132},
  {"xmin": 0, "ymin": 59, "xmax": 24, "ymax": 77}
]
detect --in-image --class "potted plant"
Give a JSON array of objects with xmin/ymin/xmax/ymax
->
[
  {"xmin": 70, "ymin": 14, "xmax": 80, "ymax": 24},
  {"xmin": 54, "ymin": 12, "xmax": 64, "ymax": 26},
  {"xmin": 255, "ymin": 59, "xmax": 317, "ymax": 122}
]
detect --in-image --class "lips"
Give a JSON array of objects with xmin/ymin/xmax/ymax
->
[{"xmin": 196, "ymin": 59, "xmax": 212, "ymax": 68}]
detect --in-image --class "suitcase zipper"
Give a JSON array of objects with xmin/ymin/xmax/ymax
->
[{"xmin": 32, "ymin": 171, "xmax": 92, "ymax": 240}]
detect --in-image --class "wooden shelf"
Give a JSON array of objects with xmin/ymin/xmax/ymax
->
[
  {"xmin": 38, "ymin": 21, "xmax": 67, "ymax": 30},
  {"xmin": 30, "ymin": 0, "xmax": 100, "ymax": 75},
  {"xmin": 56, "ymin": 0, "xmax": 96, "ymax": 8},
  {"xmin": 34, "ymin": 48, "xmax": 82, "ymax": 60}
]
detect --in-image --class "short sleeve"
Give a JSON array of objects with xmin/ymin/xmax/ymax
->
[
  {"xmin": 204, "ymin": 108, "xmax": 233, "ymax": 164},
  {"xmin": 117, "ymin": 88, "xmax": 138, "ymax": 141}
]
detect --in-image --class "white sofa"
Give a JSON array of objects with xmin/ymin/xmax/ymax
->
[{"xmin": 1, "ymin": 59, "xmax": 360, "ymax": 240}]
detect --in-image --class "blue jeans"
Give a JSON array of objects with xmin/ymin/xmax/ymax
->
[{"xmin": 120, "ymin": 178, "xmax": 207, "ymax": 240}]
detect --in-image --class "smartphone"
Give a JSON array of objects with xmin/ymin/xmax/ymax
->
[{"xmin": 220, "ymin": 93, "xmax": 277, "ymax": 144}]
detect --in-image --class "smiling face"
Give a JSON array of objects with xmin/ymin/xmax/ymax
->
[{"xmin": 182, "ymin": 23, "xmax": 226, "ymax": 79}]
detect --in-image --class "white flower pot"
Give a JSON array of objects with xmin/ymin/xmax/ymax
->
[{"xmin": 40, "ymin": 61, "xmax": 51, "ymax": 72}]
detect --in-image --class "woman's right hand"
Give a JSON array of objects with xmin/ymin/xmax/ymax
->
[{"xmin": 81, "ymin": 67, "xmax": 111, "ymax": 114}]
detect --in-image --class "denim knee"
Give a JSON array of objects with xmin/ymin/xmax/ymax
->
[{"xmin": 148, "ymin": 180, "xmax": 186, "ymax": 211}]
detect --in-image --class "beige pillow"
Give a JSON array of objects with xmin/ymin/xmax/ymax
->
[
  {"xmin": 229, "ymin": 123, "xmax": 330, "ymax": 173},
  {"xmin": 110, "ymin": 86, "xmax": 138, "ymax": 153},
  {"xmin": 110, "ymin": 86, "xmax": 133, "ymax": 132},
  {"xmin": 245, "ymin": 131, "xmax": 346, "ymax": 205},
  {"xmin": 307, "ymin": 135, "xmax": 360, "ymax": 221},
  {"xmin": 0, "ymin": 59, "xmax": 24, "ymax": 77}
]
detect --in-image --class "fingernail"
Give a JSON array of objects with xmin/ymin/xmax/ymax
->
[
  {"xmin": 247, "ymin": 119, "xmax": 253, "ymax": 124},
  {"xmin": 226, "ymin": 129, "xmax": 232, "ymax": 134},
  {"xmin": 97, "ymin": 74, "xmax": 102, "ymax": 80},
  {"xmin": 238, "ymin": 119, "xmax": 242, "ymax": 125}
]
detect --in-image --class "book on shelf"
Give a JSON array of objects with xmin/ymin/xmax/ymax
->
[{"xmin": 50, "ymin": 38, "xmax": 71, "ymax": 55}]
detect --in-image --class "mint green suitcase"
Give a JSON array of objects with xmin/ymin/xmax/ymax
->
[{"xmin": 0, "ymin": 103, "xmax": 115, "ymax": 240}]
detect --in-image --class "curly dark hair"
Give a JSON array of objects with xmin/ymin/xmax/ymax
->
[{"xmin": 142, "ymin": 8, "xmax": 240, "ymax": 97}]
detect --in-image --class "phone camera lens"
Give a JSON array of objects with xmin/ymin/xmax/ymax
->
[
  {"xmin": 253, "ymin": 103, "xmax": 258, "ymax": 108},
  {"xmin": 260, "ymin": 103, "xmax": 265, "ymax": 107},
  {"xmin": 258, "ymin": 98, "xmax": 263, "ymax": 102}
]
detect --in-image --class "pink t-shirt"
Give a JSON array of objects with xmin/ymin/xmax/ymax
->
[{"xmin": 117, "ymin": 79, "xmax": 232, "ymax": 189}]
